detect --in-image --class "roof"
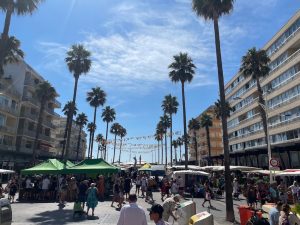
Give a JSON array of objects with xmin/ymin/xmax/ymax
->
[
  {"xmin": 65, "ymin": 158, "xmax": 119, "ymax": 174},
  {"xmin": 21, "ymin": 159, "xmax": 67, "ymax": 175}
]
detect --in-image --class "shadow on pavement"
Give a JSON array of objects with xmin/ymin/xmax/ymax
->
[{"xmin": 27, "ymin": 209, "xmax": 86, "ymax": 225}]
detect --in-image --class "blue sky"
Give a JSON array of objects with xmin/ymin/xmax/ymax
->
[{"xmin": 1, "ymin": 0, "xmax": 299, "ymax": 163}]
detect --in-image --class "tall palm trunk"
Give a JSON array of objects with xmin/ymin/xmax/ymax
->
[
  {"xmin": 87, "ymin": 131, "xmax": 92, "ymax": 158},
  {"xmin": 164, "ymin": 133, "xmax": 168, "ymax": 166},
  {"xmin": 194, "ymin": 131, "xmax": 198, "ymax": 165},
  {"xmin": 205, "ymin": 126, "xmax": 211, "ymax": 166},
  {"xmin": 179, "ymin": 144, "xmax": 182, "ymax": 162},
  {"xmin": 175, "ymin": 146, "xmax": 177, "ymax": 163},
  {"xmin": 97, "ymin": 143, "xmax": 100, "ymax": 159},
  {"xmin": 104, "ymin": 122, "xmax": 109, "ymax": 160},
  {"xmin": 181, "ymin": 82, "xmax": 188, "ymax": 169},
  {"xmin": 213, "ymin": 16, "xmax": 234, "ymax": 222},
  {"xmin": 118, "ymin": 137, "xmax": 123, "ymax": 163},
  {"xmin": 0, "ymin": 5, "xmax": 13, "ymax": 75},
  {"xmin": 170, "ymin": 114, "xmax": 173, "ymax": 167},
  {"xmin": 161, "ymin": 139, "xmax": 164, "ymax": 165},
  {"xmin": 2, "ymin": 6, "xmax": 13, "ymax": 39},
  {"xmin": 89, "ymin": 107, "xmax": 97, "ymax": 158},
  {"xmin": 157, "ymin": 140, "xmax": 160, "ymax": 164},
  {"xmin": 61, "ymin": 114, "xmax": 70, "ymax": 160},
  {"xmin": 112, "ymin": 134, "xmax": 117, "ymax": 163},
  {"xmin": 65, "ymin": 76, "xmax": 79, "ymax": 162},
  {"xmin": 76, "ymin": 126, "xmax": 82, "ymax": 161},
  {"xmin": 32, "ymin": 100, "xmax": 45, "ymax": 163},
  {"xmin": 256, "ymin": 76, "xmax": 269, "ymax": 147}
]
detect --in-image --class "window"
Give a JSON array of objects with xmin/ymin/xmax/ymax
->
[
  {"xmin": 0, "ymin": 96, "xmax": 9, "ymax": 106},
  {"xmin": 28, "ymin": 122, "xmax": 34, "ymax": 131},
  {"xmin": 3, "ymin": 135, "xmax": 13, "ymax": 145},
  {"xmin": 0, "ymin": 114, "xmax": 5, "ymax": 127},
  {"xmin": 25, "ymin": 141, "xmax": 32, "ymax": 148},
  {"xmin": 45, "ymin": 128, "xmax": 50, "ymax": 136},
  {"xmin": 30, "ymin": 107, "xmax": 37, "ymax": 115}
]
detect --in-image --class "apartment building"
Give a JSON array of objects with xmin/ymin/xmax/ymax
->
[
  {"xmin": 0, "ymin": 61, "xmax": 61, "ymax": 170},
  {"xmin": 52, "ymin": 117, "xmax": 87, "ymax": 161},
  {"xmin": 188, "ymin": 105, "xmax": 223, "ymax": 166},
  {"xmin": 225, "ymin": 10, "xmax": 300, "ymax": 169}
]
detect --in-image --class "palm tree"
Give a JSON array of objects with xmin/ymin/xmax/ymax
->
[
  {"xmin": 75, "ymin": 113, "xmax": 88, "ymax": 161},
  {"xmin": 188, "ymin": 118, "xmax": 201, "ymax": 165},
  {"xmin": 240, "ymin": 48, "xmax": 270, "ymax": 148},
  {"xmin": 172, "ymin": 140, "xmax": 178, "ymax": 164},
  {"xmin": 86, "ymin": 87, "xmax": 106, "ymax": 158},
  {"xmin": 95, "ymin": 133, "xmax": 104, "ymax": 159},
  {"xmin": 169, "ymin": 52, "xmax": 196, "ymax": 169},
  {"xmin": 0, "ymin": 0, "xmax": 42, "ymax": 73},
  {"xmin": 214, "ymin": 99, "xmax": 232, "ymax": 119},
  {"xmin": 32, "ymin": 81, "xmax": 57, "ymax": 162},
  {"xmin": 101, "ymin": 106, "xmax": 116, "ymax": 160},
  {"xmin": 200, "ymin": 113, "xmax": 213, "ymax": 166},
  {"xmin": 0, "ymin": 36, "xmax": 24, "ymax": 75},
  {"xmin": 156, "ymin": 122, "xmax": 165, "ymax": 165},
  {"xmin": 118, "ymin": 126, "xmax": 127, "ymax": 163},
  {"xmin": 155, "ymin": 132, "xmax": 162, "ymax": 164},
  {"xmin": 162, "ymin": 94, "xmax": 179, "ymax": 167},
  {"xmin": 61, "ymin": 101, "xmax": 77, "ymax": 160},
  {"xmin": 177, "ymin": 137, "xmax": 183, "ymax": 162},
  {"xmin": 87, "ymin": 122, "xmax": 96, "ymax": 158},
  {"xmin": 192, "ymin": 0, "xmax": 235, "ymax": 221},
  {"xmin": 160, "ymin": 115, "xmax": 171, "ymax": 166},
  {"xmin": 110, "ymin": 122, "xmax": 121, "ymax": 164},
  {"xmin": 65, "ymin": 44, "xmax": 91, "ymax": 161}
]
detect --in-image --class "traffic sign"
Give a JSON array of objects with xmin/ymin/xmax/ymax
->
[{"xmin": 270, "ymin": 158, "xmax": 279, "ymax": 167}]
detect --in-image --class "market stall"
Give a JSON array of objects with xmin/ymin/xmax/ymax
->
[
  {"xmin": 65, "ymin": 158, "xmax": 119, "ymax": 175},
  {"xmin": 21, "ymin": 159, "xmax": 69, "ymax": 175}
]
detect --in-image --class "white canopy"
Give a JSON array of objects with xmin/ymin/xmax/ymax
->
[
  {"xmin": 0, "ymin": 169, "xmax": 15, "ymax": 174},
  {"xmin": 173, "ymin": 170, "xmax": 210, "ymax": 176},
  {"xmin": 243, "ymin": 170, "xmax": 282, "ymax": 175},
  {"xmin": 275, "ymin": 169, "xmax": 300, "ymax": 177},
  {"xmin": 201, "ymin": 166, "xmax": 260, "ymax": 172},
  {"xmin": 169, "ymin": 165, "xmax": 203, "ymax": 171}
]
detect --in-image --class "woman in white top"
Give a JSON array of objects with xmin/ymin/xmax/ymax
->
[{"xmin": 288, "ymin": 181, "xmax": 299, "ymax": 204}]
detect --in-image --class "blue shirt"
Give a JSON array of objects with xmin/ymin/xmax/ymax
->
[{"xmin": 269, "ymin": 207, "xmax": 280, "ymax": 225}]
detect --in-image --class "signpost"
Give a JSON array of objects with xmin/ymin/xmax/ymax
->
[{"xmin": 269, "ymin": 158, "xmax": 280, "ymax": 183}]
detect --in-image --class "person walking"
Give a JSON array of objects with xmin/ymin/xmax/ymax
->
[
  {"xmin": 279, "ymin": 204, "xmax": 300, "ymax": 225},
  {"xmin": 117, "ymin": 194, "xmax": 147, "ymax": 225},
  {"xmin": 135, "ymin": 175, "xmax": 141, "ymax": 196},
  {"xmin": 177, "ymin": 176, "xmax": 184, "ymax": 196},
  {"xmin": 124, "ymin": 175, "xmax": 132, "ymax": 200},
  {"xmin": 141, "ymin": 175, "xmax": 147, "ymax": 198},
  {"xmin": 289, "ymin": 181, "xmax": 299, "ymax": 204},
  {"xmin": 278, "ymin": 180, "xmax": 288, "ymax": 204},
  {"xmin": 78, "ymin": 180, "xmax": 88, "ymax": 211},
  {"xmin": 97, "ymin": 176, "xmax": 105, "ymax": 201},
  {"xmin": 202, "ymin": 186, "xmax": 213, "ymax": 208},
  {"xmin": 86, "ymin": 183, "xmax": 98, "ymax": 217},
  {"xmin": 162, "ymin": 195, "xmax": 180, "ymax": 222},
  {"xmin": 149, "ymin": 204, "xmax": 170, "ymax": 225},
  {"xmin": 8, "ymin": 180, "xmax": 18, "ymax": 203},
  {"xmin": 269, "ymin": 201, "xmax": 283, "ymax": 225}
]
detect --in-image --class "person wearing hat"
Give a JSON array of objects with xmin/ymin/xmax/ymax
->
[
  {"xmin": 149, "ymin": 204, "xmax": 169, "ymax": 225},
  {"xmin": 162, "ymin": 194, "xmax": 180, "ymax": 222},
  {"xmin": 86, "ymin": 183, "xmax": 98, "ymax": 217}
]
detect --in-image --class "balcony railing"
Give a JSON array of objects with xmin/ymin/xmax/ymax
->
[
  {"xmin": 269, "ymin": 115, "xmax": 300, "ymax": 129},
  {"xmin": 0, "ymin": 125, "xmax": 17, "ymax": 134},
  {"xmin": 0, "ymin": 103, "xmax": 18, "ymax": 116},
  {"xmin": 22, "ymin": 96, "xmax": 40, "ymax": 106},
  {"xmin": 20, "ymin": 111, "xmax": 38, "ymax": 120},
  {"xmin": 0, "ymin": 144, "xmax": 16, "ymax": 151}
]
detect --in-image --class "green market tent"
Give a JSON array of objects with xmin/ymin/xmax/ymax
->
[
  {"xmin": 66, "ymin": 160, "xmax": 75, "ymax": 168},
  {"xmin": 65, "ymin": 158, "xmax": 119, "ymax": 175},
  {"xmin": 21, "ymin": 159, "xmax": 67, "ymax": 175}
]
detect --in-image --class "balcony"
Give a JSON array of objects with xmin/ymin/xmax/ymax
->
[
  {"xmin": 0, "ymin": 125, "xmax": 17, "ymax": 134},
  {"xmin": 0, "ymin": 103, "xmax": 18, "ymax": 116},
  {"xmin": 43, "ymin": 120, "xmax": 55, "ymax": 129},
  {"xmin": 22, "ymin": 95, "xmax": 39, "ymax": 106},
  {"xmin": 53, "ymin": 99, "xmax": 61, "ymax": 108},
  {"xmin": 24, "ymin": 78, "xmax": 38, "ymax": 88},
  {"xmin": 0, "ymin": 144, "xmax": 16, "ymax": 151},
  {"xmin": 18, "ymin": 128, "xmax": 36, "ymax": 138},
  {"xmin": 19, "ymin": 110, "xmax": 38, "ymax": 120}
]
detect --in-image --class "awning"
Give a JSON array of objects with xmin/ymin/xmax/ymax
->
[
  {"xmin": 173, "ymin": 170, "xmax": 210, "ymax": 176},
  {"xmin": 0, "ymin": 169, "xmax": 15, "ymax": 174}
]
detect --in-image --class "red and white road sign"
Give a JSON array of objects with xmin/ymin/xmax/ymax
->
[{"xmin": 270, "ymin": 158, "xmax": 279, "ymax": 167}]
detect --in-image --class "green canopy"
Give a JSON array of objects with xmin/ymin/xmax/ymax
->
[
  {"xmin": 21, "ymin": 159, "xmax": 66, "ymax": 175},
  {"xmin": 65, "ymin": 158, "xmax": 119, "ymax": 175},
  {"xmin": 66, "ymin": 160, "xmax": 75, "ymax": 168}
]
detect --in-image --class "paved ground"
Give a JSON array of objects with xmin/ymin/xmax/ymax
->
[{"xmin": 9, "ymin": 190, "xmax": 245, "ymax": 225}]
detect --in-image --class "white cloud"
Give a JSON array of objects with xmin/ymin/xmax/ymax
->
[{"xmin": 36, "ymin": 1, "xmax": 248, "ymax": 94}]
